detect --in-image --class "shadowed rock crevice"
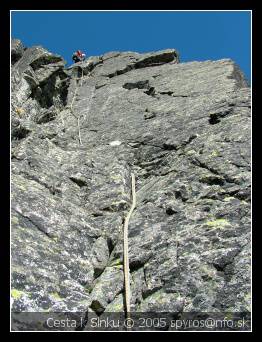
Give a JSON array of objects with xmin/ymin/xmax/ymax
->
[
  {"xmin": 11, "ymin": 125, "xmax": 31, "ymax": 141},
  {"xmin": 95, "ymin": 49, "xmax": 179, "ymax": 79},
  {"xmin": 123, "ymin": 80, "xmax": 150, "ymax": 90},
  {"xmin": 30, "ymin": 70, "xmax": 69, "ymax": 109},
  {"xmin": 209, "ymin": 108, "xmax": 234, "ymax": 125}
]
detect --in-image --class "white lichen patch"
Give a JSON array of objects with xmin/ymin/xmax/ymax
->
[{"xmin": 109, "ymin": 140, "xmax": 122, "ymax": 146}]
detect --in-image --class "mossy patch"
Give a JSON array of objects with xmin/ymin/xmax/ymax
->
[
  {"xmin": 109, "ymin": 258, "xmax": 122, "ymax": 267},
  {"xmin": 186, "ymin": 150, "xmax": 195, "ymax": 156},
  {"xmin": 199, "ymin": 264, "xmax": 216, "ymax": 280},
  {"xmin": 206, "ymin": 218, "xmax": 231, "ymax": 228},
  {"xmin": 11, "ymin": 216, "xmax": 19, "ymax": 225},
  {"xmin": 51, "ymin": 236, "xmax": 59, "ymax": 243},
  {"xmin": 223, "ymin": 196, "xmax": 236, "ymax": 202},
  {"xmin": 50, "ymin": 292, "xmax": 63, "ymax": 301},
  {"xmin": 107, "ymin": 303, "xmax": 123, "ymax": 311},
  {"xmin": 210, "ymin": 150, "xmax": 219, "ymax": 157},
  {"xmin": 244, "ymin": 292, "xmax": 251, "ymax": 310},
  {"xmin": 11, "ymin": 289, "xmax": 24, "ymax": 299},
  {"xmin": 111, "ymin": 174, "xmax": 122, "ymax": 182}
]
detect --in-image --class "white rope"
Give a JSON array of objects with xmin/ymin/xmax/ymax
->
[
  {"xmin": 123, "ymin": 173, "xmax": 136, "ymax": 321},
  {"xmin": 69, "ymin": 67, "xmax": 85, "ymax": 145}
]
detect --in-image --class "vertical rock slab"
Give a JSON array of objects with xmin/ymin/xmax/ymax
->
[{"xmin": 11, "ymin": 39, "xmax": 251, "ymax": 330}]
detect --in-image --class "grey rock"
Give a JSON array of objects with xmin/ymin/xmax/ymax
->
[
  {"xmin": 11, "ymin": 39, "xmax": 251, "ymax": 330},
  {"xmin": 89, "ymin": 266, "xmax": 123, "ymax": 314},
  {"xmin": 90, "ymin": 237, "xmax": 110, "ymax": 278},
  {"xmin": 138, "ymin": 290, "xmax": 184, "ymax": 312},
  {"xmin": 11, "ymin": 39, "xmax": 25, "ymax": 64}
]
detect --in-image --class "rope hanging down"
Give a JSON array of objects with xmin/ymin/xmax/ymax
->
[
  {"xmin": 123, "ymin": 173, "xmax": 136, "ymax": 321},
  {"xmin": 69, "ymin": 67, "xmax": 85, "ymax": 145}
]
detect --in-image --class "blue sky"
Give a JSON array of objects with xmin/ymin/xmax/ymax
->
[{"xmin": 11, "ymin": 11, "xmax": 251, "ymax": 82}]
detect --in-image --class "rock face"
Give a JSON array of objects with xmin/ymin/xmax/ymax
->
[{"xmin": 11, "ymin": 39, "xmax": 251, "ymax": 330}]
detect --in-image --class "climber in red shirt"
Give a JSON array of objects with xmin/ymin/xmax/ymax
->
[{"xmin": 72, "ymin": 50, "xmax": 86, "ymax": 63}]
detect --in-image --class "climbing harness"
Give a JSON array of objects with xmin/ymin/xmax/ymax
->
[{"xmin": 123, "ymin": 173, "xmax": 136, "ymax": 323}]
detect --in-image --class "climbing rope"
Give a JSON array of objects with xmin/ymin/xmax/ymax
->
[
  {"xmin": 69, "ymin": 67, "xmax": 85, "ymax": 145},
  {"xmin": 123, "ymin": 173, "xmax": 136, "ymax": 322}
]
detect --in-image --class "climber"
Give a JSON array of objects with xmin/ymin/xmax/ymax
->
[{"xmin": 72, "ymin": 50, "xmax": 86, "ymax": 63}]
